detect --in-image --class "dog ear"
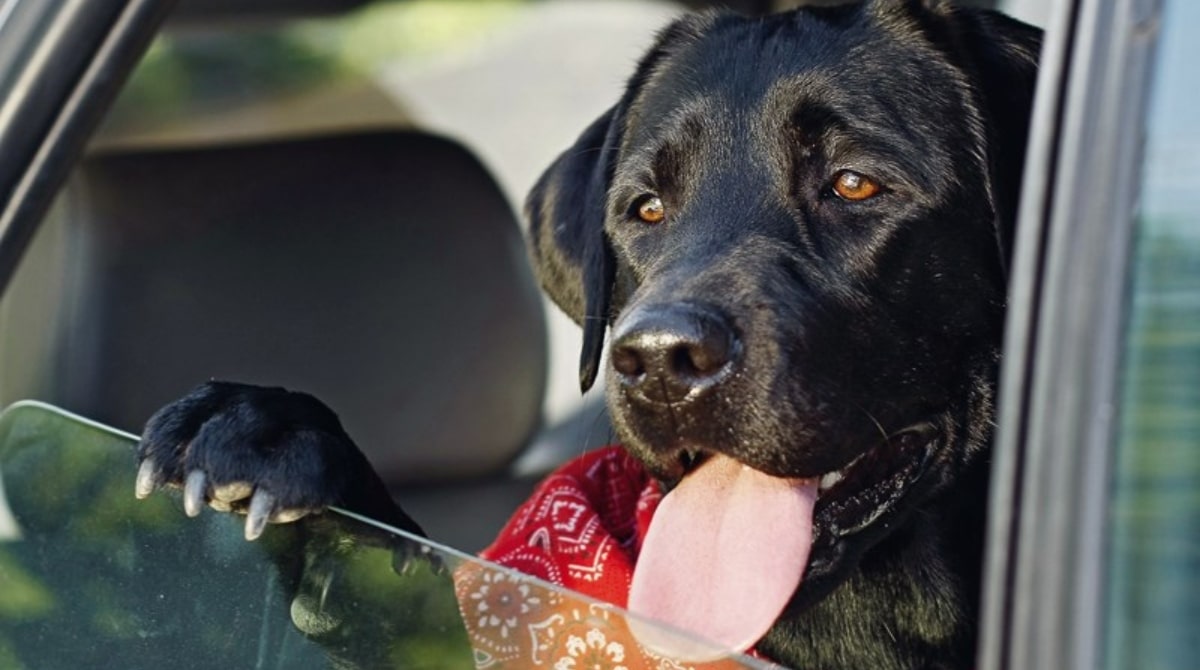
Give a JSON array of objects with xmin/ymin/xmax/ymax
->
[
  {"xmin": 946, "ymin": 8, "xmax": 1042, "ymax": 270},
  {"xmin": 525, "ymin": 108, "xmax": 621, "ymax": 394},
  {"xmin": 525, "ymin": 15, "xmax": 717, "ymax": 393},
  {"xmin": 869, "ymin": 1, "xmax": 1041, "ymax": 271}
]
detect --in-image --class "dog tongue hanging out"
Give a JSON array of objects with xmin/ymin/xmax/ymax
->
[
  {"xmin": 136, "ymin": 3, "xmax": 1041, "ymax": 669},
  {"xmin": 629, "ymin": 456, "xmax": 817, "ymax": 656}
]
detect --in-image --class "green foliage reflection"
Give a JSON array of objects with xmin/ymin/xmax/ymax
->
[{"xmin": 0, "ymin": 403, "xmax": 472, "ymax": 669}]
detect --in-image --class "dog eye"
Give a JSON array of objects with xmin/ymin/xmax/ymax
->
[
  {"xmin": 831, "ymin": 171, "xmax": 881, "ymax": 201},
  {"xmin": 636, "ymin": 196, "xmax": 666, "ymax": 224}
]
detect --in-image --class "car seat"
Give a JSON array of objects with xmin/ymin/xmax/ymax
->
[{"xmin": 0, "ymin": 127, "xmax": 555, "ymax": 551}]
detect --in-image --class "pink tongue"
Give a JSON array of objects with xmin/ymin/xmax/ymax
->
[{"xmin": 628, "ymin": 454, "xmax": 817, "ymax": 659}]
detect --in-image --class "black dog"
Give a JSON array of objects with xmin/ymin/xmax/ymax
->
[{"xmin": 135, "ymin": 2, "xmax": 1040, "ymax": 668}]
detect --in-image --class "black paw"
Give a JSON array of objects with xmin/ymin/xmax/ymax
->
[{"xmin": 136, "ymin": 381, "xmax": 385, "ymax": 540}]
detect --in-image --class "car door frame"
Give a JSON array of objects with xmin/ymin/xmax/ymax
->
[
  {"xmin": 0, "ymin": 0, "xmax": 177, "ymax": 296},
  {"xmin": 979, "ymin": 0, "xmax": 1165, "ymax": 668}
]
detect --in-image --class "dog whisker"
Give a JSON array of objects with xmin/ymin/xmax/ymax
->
[
  {"xmin": 853, "ymin": 402, "xmax": 891, "ymax": 444},
  {"xmin": 580, "ymin": 401, "xmax": 617, "ymax": 455}
]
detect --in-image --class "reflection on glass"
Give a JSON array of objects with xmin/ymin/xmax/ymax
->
[
  {"xmin": 0, "ymin": 403, "xmax": 769, "ymax": 669},
  {"xmin": 1106, "ymin": 1, "xmax": 1200, "ymax": 667}
]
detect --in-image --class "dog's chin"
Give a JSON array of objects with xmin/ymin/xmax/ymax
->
[{"xmin": 621, "ymin": 418, "xmax": 942, "ymax": 614}]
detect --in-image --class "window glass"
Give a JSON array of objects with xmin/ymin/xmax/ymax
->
[
  {"xmin": 0, "ymin": 402, "xmax": 767, "ymax": 669},
  {"xmin": 1106, "ymin": 1, "xmax": 1200, "ymax": 667}
]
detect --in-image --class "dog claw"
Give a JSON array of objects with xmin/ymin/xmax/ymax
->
[
  {"xmin": 245, "ymin": 489, "xmax": 276, "ymax": 541},
  {"xmin": 184, "ymin": 470, "xmax": 207, "ymax": 517},
  {"xmin": 135, "ymin": 458, "xmax": 158, "ymax": 499}
]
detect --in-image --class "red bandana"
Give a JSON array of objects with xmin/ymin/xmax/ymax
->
[
  {"xmin": 480, "ymin": 445, "xmax": 659, "ymax": 604},
  {"xmin": 453, "ymin": 446, "xmax": 771, "ymax": 669}
]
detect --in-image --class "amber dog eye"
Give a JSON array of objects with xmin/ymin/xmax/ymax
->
[
  {"xmin": 832, "ymin": 171, "xmax": 881, "ymax": 201},
  {"xmin": 636, "ymin": 196, "xmax": 666, "ymax": 224}
]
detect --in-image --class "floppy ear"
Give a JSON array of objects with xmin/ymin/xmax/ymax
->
[
  {"xmin": 525, "ymin": 14, "xmax": 718, "ymax": 393},
  {"xmin": 948, "ymin": 8, "xmax": 1041, "ymax": 270},
  {"xmin": 873, "ymin": 1, "xmax": 1041, "ymax": 271},
  {"xmin": 525, "ymin": 108, "xmax": 621, "ymax": 393}
]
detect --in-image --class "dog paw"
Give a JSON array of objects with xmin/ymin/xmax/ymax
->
[{"xmin": 135, "ymin": 381, "xmax": 368, "ymax": 540}]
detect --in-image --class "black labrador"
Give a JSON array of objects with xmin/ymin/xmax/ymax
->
[{"xmin": 134, "ymin": 2, "xmax": 1040, "ymax": 668}]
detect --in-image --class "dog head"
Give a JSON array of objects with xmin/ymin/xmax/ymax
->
[{"xmin": 526, "ymin": 0, "xmax": 1039, "ymax": 660}]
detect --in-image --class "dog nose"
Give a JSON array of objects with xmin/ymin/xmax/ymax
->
[{"xmin": 610, "ymin": 303, "xmax": 738, "ymax": 402}]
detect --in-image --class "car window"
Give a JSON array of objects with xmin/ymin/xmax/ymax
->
[
  {"xmin": 1104, "ymin": 0, "xmax": 1200, "ymax": 667},
  {"xmin": 0, "ymin": 402, "xmax": 769, "ymax": 669}
]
